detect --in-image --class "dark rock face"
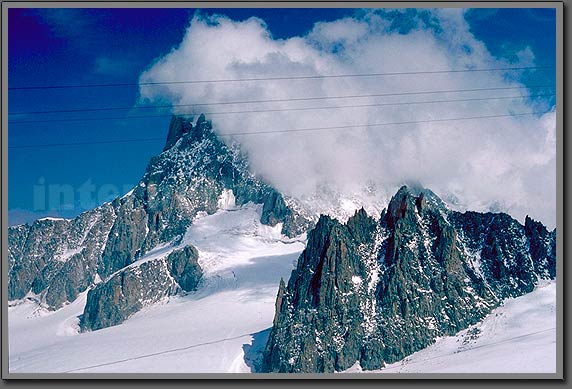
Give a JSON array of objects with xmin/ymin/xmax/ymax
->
[
  {"xmin": 167, "ymin": 245, "xmax": 202, "ymax": 292},
  {"xmin": 8, "ymin": 114, "xmax": 311, "ymax": 315},
  {"xmin": 524, "ymin": 215, "xmax": 556, "ymax": 279},
  {"xmin": 99, "ymin": 202, "xmax": 148, "ymax": 278},
  {"xmin": 261, "ymin": 191, "xmax": 290, "ymax": 227},
  {"xmin": 264, "ymin": 186, "xmax": 556, "ymax": 373},
  {"xmin": 261, "ymin": 191, "xmax": 314, "ymax": 237},
  {"xmin": 264, "ymin": 211, "xmax": 377, "ymax": 372},
  {"xmin": 449, "ymin": 211, "xmax": 538, "ymax": 298},
  {"xmin": 8, "ymin": 206, "xmax": 117, "ymax": 309},
  {"xmin": 44, "ymin": 252, "xmax": 95, "ymax": 309},
  {"xmin": 81, "ymin": 245, "xmax": 202, "ymax": 331},
  {"xmin": 81, "ymin": 259, "xmax": 175, "ymax": 332},
  {"xmin": 164, "ymin": 115, "xmax": 192, "ymax": 151}
]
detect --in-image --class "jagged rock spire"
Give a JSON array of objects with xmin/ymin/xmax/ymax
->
[
  {"xmin": 264, "ymin": 186, "xmax": 557, "ymax": 373},
  {"xmin": 164, "ymin": 115, "xmax": 193, "ymax": 151},
  {"xmin": 8, "ymin": 112, "xmax": 313, "ymax": 318}
]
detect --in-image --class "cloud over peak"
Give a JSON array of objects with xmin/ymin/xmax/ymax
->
[{"xmin": 139, "ymin": 9, "xmax": 556, "ymax": 227}]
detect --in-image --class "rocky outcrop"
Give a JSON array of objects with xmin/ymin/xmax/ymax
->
[
  {"xmin": 261, "ymin": 191, "xmax": 290, "ymax": 227},
  {"xmin": 264, "ymin": 211, "xmax": 377, "ymax": 372},
  {"xmin": 449, "ymin": 211, "xmax": 538, "ymax": 299},
  {"xmin": 8, "ymin": 114, "xmax": 311, "ymax": 313},
  {"xmin": 8, "ymin": 205, "xmax": 117, "ymax": 309},
  {"xmin": 263, "ymin": 186, "xmax": 556, "ymax": 373},
  {"xmin": 80, "ymin": 245, "xmax": 202, "ymax": 331},
  {"xmin": 524, "ymin": 215, "xmax": 556, "ymax": 279},
  {"xmin": 166, "ymin": 245, "xmax": 202, "ymax": 292},
  {"xmin": 261, "ymin": 191, "xmax": 314, "ymax": 237},
  {"xmin": 99, "ymin": 199, "xmax": 148, "ymax": 278},
  {"xmin": 164, "ymin": 115, "xmax": 192, "ymax": 151}
]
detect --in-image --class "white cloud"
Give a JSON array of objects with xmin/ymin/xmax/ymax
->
[
  {"xmin": 308, "ymin": 17, "xmax": 370, "ymax": 48},
  {"xmin": 138, "ymin": 10, "xmax": 556, "ymax": 228}
]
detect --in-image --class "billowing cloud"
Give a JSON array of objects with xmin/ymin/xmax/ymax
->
[{"xmin": 138, "ymin": 9, "xmax": 556, "ymax": 227}]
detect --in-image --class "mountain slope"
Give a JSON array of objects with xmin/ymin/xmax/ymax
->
[
  {"xmin": 7, "ymin": 204, "xmax": 556, "ymax": 374},
  {"xmin": 8, "ymin": 205, "xmax": 305, "ymax": 373},
  {"xmin": 263, "ymin": 186, "xmax": 556, "ymax": 373},
  {"xmin": 8, "ymin": 114, "xmax": 557, "ymax": 373},
  {"xmin": 344, "ymin": 281, "xmax": 556, "ymax": 374},
  {"xmin": 8, "ymin": 115, "xmax": 311, "ymax": 325}
]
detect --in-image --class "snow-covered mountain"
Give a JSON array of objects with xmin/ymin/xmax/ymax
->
[
  {"xmin": 8, "ymin": 115, "xmax": 312, "ymax": 325},
  {"xmin": 263, "ymin": 186, "xmax": 556, "ymax": 373},
  {"xmin": 7, "ymin": 204, "xmax": 556, "ymax": 374},
  {"xmin": 8, "ymin": 114, "xmax": 556, "ymax": 374},
  {"xmin": 344, "ymin": 280, "xmax": 557, "ymax": 374},
  {"xmin": 8, "ymin": 204, "xmax": 306, "ymax": 373}
]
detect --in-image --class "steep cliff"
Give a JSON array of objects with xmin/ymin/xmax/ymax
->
[
  {"xmin": 8, "ymin": 114, "xmax": 311, "ymax": 319},
  {"xmin": 264, "ymin": 186, "xmax": 556, "ymax": 373}
]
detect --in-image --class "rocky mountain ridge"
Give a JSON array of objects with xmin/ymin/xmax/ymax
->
[
  {"xmin": 263, "ymin": 186, "xmax": 556, "ymax": 373},
  {"xmin": 8, "ymin": 115, "xmax": 312, "ymax": 330},
  {"xmin": 8, "ymin": 113, "xmax": 556, "ymax": 361}
]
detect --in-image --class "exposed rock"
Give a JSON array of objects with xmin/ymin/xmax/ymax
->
[
  {"xmin": 135, "ymin": 113, "xmax": 310, "ymax": 250},
  {"xmin": 8, "ymin": 115, "xmax": 312, "ymax": 313},
  {"xmin": 44, "ymin": 252, "xmax": 94, "ymax": 308},
  {"xmin": 80, "ymin": 245, "xmax": 202, "ymax": 331},
  {"xmin": 164, "ymin": 115, "xmax": 192, "ymax": 151},
  {"xmin": 263, "ymin": 186, "xmax": 556, "ymax": 373},
  {"xmin": 525, "ymin": 215, "xmax": 556, "ymax": 279},
  {"xmin": 166, "ymin": 245, "xmax": 202, "ymax": 292},
  {"xmin": 450, "ymin": 211, "xmax": 539, "ymax": 298},
  {"xmin": 261, "ymin": 191, "xmax": 290, "ymax": 226},
  {"xmin": 264, "ymin": 212, "xmax": 374, "ymax": 372},
  {"xmin": 8, "ymin": 205, "xmax": 117, "ymax": 309},
  {"xmin": 261, "ymin": 191, "xmax": 313, "ymax": 237},
  {"xmin": 99, "ymin": 200, "xmax": 148, "ymax": 278}
]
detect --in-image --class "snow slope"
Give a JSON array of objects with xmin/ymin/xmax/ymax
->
[
  {"xmin": 343, "ymin": 280, "xmax": 557, "ymax": 374},
  {"xmin": 8, "ymin": 204, "xmax": 556, "ymax": 374},
  {"xmin": 8, "ymin": 204, "xmax": 305, "ymax": 373}
]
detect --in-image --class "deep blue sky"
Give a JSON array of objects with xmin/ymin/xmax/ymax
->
[{"xmin": 8, "ymin": 8, "xmax": 556, "ymax": 225}]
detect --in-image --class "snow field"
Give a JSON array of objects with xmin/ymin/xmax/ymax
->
[
  {"xmin": 9, "ymin": 204, "xmax": 304, "ymax": 373},
  {"xmin": 343, "ymin": 280, "xmax": 557, "ymax": 374},
  {"xmin": 9, "ymin": 203, "xmax": 557, "ymax": 374}
]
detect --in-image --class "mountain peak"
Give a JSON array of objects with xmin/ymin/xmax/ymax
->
[
  {"xmin": 264, "ymin": 183, "xmax": 556, "ymax": 373},
  {"xmin": 524, "ymin": 214, "xmax": 540, "ymax": 228},
  {"xmin": 163, "ymin": 114, "xmax": 214, "ymax": 152},
  {"xmin": 346, "ymin": 207, "xmax": 376, "ymax": 242},
  {"xmin": 383, "ymin": 185, "xmax": 448, "ymax": 228},
  {"xmin": 164, "ymin": 115, "xmax": 193, "ymax": 151},
  {"xmin": 384, "ymin": 185, "xmax": 417, "ymax": 228},
  {"xmin": 188, "ymin": 113, "xmax": 215, "ymax": 144},
  {"xmin": 395, "ymin": 184, "xmax": 411, "ymax": 196}
]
